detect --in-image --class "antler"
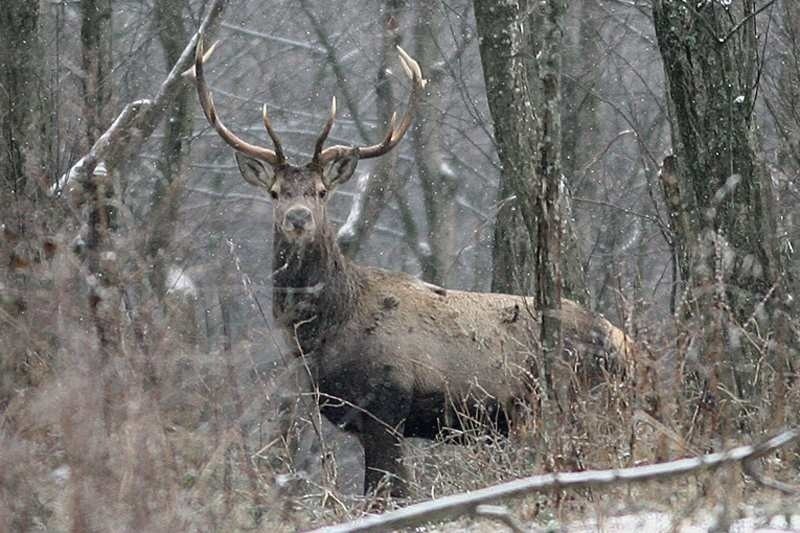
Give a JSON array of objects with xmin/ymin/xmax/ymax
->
[
  {"xmin": 189, "ymin": 34, "xmax": 286, "ymax": 166},
  {"xmin": 312, "ymin": 46, "xmax": 426, "ymax": 166}
]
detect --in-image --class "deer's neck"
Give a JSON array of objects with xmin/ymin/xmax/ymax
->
[{"xmin": 272, "ymin": 225, "xmax": 359, "ymax": 354}]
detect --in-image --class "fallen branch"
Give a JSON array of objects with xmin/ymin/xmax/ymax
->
[{"xmin": 310, "ymin": 427, "xmax": 800, "ymax": 533}]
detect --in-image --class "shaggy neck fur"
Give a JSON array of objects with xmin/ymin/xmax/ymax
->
[{"xmin": 272, "ymin": 223, "xmax": 361, "ymax": 355}]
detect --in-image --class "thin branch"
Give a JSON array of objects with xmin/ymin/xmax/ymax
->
[
  {"xmin": 742, "ymin": 460, "xmax": 800, "ymax": 496},
  {"xmin": 572, "ymin": 196, "xmax": 669, "ymax": 232},
  {"xmin": 719, "ymin": 0, "xmax": 777, "ymax": 44},
  {"xmin": 219, "ymin": 21, "xmax": 326, "ymax": 55},
  {"xmin": 310, "ymin": 428, "xmax": 800, "ymax": 533}
]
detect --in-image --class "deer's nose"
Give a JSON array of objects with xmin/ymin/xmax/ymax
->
[{"xmin": 285, "ymin": 207, "xmax": 313, "ymax": 230}]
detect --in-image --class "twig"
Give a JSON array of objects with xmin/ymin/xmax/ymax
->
[
  {"xmin": 298, "ymin": 0, "xmax": 371, "ymax": 142},
  {"xmin": 309, "ymin": 427, "xmax": 800, "ymax": 533},
  {"xmin": 572, "ymin": 196, "xmax": 667, "ymax": 230},
  {"xmin": 219, "ymin": 21, "xmax": 326, "ymax": 55}
]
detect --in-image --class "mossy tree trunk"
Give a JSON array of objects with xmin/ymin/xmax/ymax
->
[{"xmin": 653, "ymin": 1, "xmax": 791, "ymax": 424}]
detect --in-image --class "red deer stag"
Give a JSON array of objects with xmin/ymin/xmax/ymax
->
[{"xmin": 189, "ymin": 36, "xmax": 634, "ymax": 497}]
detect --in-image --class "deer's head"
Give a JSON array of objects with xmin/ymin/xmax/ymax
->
[{"xmin": 189, "ymin": 36, "xmax": 425, "ymax": 244}]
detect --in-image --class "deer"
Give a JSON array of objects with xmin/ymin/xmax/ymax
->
[{"xmin": 188, "ymin": 35, "xmax": 635, "ymax": 497}]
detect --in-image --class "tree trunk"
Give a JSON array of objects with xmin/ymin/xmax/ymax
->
[
  {"xmin": 473, "ymin": 1, "xmax": 540, "ymax": 296},
  {"xmin": 474, "ymin": 0, "xmax": 564, "ymax": 401},
  {"xmin": 535, "ymin": 0, "xmax": 565, "ymax": 383},
  {"xmin": 0, "ymin": 0, "xmax": 52, "ymax": 417},
  {"xmin": 147, "ymin": 0, "xmax": 193, "ymax": 301},
  {"xmin": 652, "ymin": 1, "xmax": 788, "ymax": 417},
  {"xmin": 79, "ymin": 0, "xmax": 120, "ymax": 365},
  {"xmin": 413, "ymin": 2, "xmax": 457, "ymax": 285},
  {"xmin": 0, "ymin": 2, "xmax": 47, "ymax": 200},
  {"xmin": 559, "ymin": 0, "xmax": 600, "ymax": 304},
  {"xmin": 337, "ymin": 0, "xmax": 404, "ymax": 260}
]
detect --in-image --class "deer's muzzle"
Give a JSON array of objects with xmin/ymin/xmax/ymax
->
[{"xmin": 283, "ymin": 206, "xmax": 314, "ymax": 236}]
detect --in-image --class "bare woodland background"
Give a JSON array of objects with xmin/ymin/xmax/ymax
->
[{"xmin": 1, "ymin": 0, "xmax": 800, "ymax": 530}]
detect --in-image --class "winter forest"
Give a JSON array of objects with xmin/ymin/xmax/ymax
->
[{"xmin": 2, "ymin": 0, "xmax": 800, "ymax": 530}]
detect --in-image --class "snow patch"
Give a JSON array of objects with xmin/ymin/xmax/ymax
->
[
  {"xmin": 166, "ymin": 266, "xmax": 197, "ymax": 298},
  {"xmin": 50, "ymin": 465, "xmax": 70, "ymax": 484},
  {"xmin": 337, "ymin": 172, "xmax": 370, "ymax": 243}
]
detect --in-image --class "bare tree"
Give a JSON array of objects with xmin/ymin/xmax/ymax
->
[
  {"xmin": 559, "ymin": 1, "xmax": 602, "ymax": 305},
  {"xmin": 80, "ymin": 0, "xmax": 113, "ymax": 148},
  {"xmin": 335, "ymin": 0, "xmax": 406, "ymax": 259},
  {"xmin": 535, "ymin": 0, "xmax": 565, "ymax": 376},
  {"xmin": 652, "ymin": 0, "xmax": 791, "ymax": 422},
  {"xmin": 0, "ymin": 0, "xmax": 58, "ymax": 413},
  {"xmin": 146, "ymin": 0, "xmax": 195, "ymax": 302}
]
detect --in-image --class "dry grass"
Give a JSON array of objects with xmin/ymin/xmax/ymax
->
[{"xmin": 2, "ymin": 227, "xmax": 799, "ymax": 532}]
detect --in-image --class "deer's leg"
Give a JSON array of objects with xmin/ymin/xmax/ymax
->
[
  {"xmin": 359, "ymin": 374, "xmax": 412, "ymax": 498},
  {"xmin": 361, "ymin": 414, "xmax": 408, "ymax": 498}
]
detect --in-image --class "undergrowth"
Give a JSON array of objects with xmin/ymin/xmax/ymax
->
[{"xmin": 1, "ymin": 227, "xmax": 799, "ymax": 531}]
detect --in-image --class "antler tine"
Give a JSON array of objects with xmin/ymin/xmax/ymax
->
[
  {"xmin": 317, "ymin": 47, "xmax": 426, "ymax": 164},
  {"xmin": 262, "ymin": 105, "xmax": 286, "ymax": 163},
  {"xmin": 311, "ymin": 96, "xmax": 337, "ymax": 166},
  {"xmin": 191, "ymin": 34, "xmax": 282, "ymax": 166},
  {"xmin": 181, "ymin": 39, "xmax": 219, "ymax": 81}
]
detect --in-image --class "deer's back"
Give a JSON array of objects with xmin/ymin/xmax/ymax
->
[{"xmin": 321, "ymin": 266, "xmax": 631, "ymax": 390}]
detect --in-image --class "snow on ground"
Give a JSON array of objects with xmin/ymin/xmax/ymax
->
[{"xmin": 432, "ymin": 507, "xmax": 800, "ymax": 533}]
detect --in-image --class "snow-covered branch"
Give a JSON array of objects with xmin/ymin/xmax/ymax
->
[{"xmin": 52, "ymin": 0, "xmax": 228, "ymax": 207}]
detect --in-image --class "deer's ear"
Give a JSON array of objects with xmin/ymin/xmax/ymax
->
[
  {"xmin": 322, "ymin": 152, "xmax": 359, "ymax": 188},
  {"xmin": 235, "ymin": 152, "xmax": 276, "ymax": 188}
]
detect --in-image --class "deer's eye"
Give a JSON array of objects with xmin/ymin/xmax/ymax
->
[
  {"xmin": 318, "ymin": 189, "xmax": 327, "ymax": 199},
  {"xmin": 269, "ymin": 189, "xmax": 278, "ymax": 200}
]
